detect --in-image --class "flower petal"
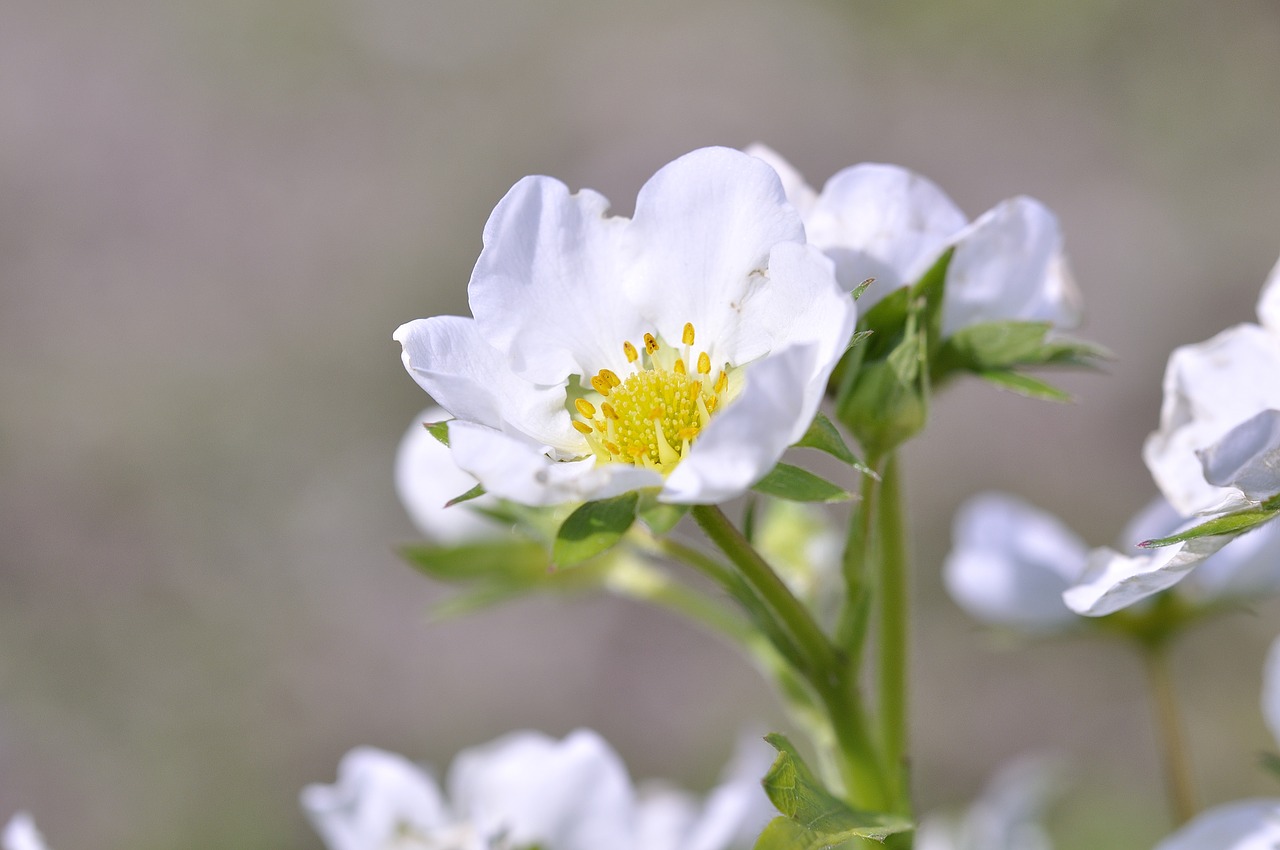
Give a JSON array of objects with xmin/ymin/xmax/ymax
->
[
  {"xmin": 1199, "ymin": 408, "xmax": 1280, "ymax": 503},
  {"xmin": 660, "ymin": 343, "xmax": 828, "ymax": 504},
  {"xmin": 467, "ymin": 175, "xmax": 640, "ymax": 384},
  {"xmin": 1259, "ymin": 254, "xmax": 1280, "ymax": 336},
  {"xmin": 447, "ymin": 729, "xmax": 636, "ymax": 850},
  {"xmin": 2, "ymin": 814, "xmax": 49, "ymax": 850},
  {"xmin": 395, "ymin": 407, "xmax": 502, "ymax": 544},
  {"xmin": 625, "ymin": 147, "xmax": 808, "ymax": 358},
  {"xmin": 1264, "ymin": 635, "xmax": 1280, "ymax": 749},
  {"xmin": 941, "ymin": 197, "xmax": 1081, "ymax": 337},
  {"xmin": 301, "ymin": 747, "xmax": 449, "ymax": 850},
  {"xmin": 395, "ymin": 315, "xmax": 578, "ymax": 454},
  {"xmin": 1154, "ymin": 800, "xmax": 1280, "ymax": 850},
  {"xmin": 679, "ymin": 734, "xmax": 776, "ymax": 850},
  {"xmin": 1144, "ymin": 323, "xmax": 1280, "ymax": 515},
  {"xmin": 448, "ymin": 420, "xmax": 661, "ymax": 506},
  {"xmin": 744, "ymin": 143, "xmax": 819, "ymax": 217},
  {"xmin": 803, "ymin": 163, "xmax": 967, "ymax": 312},
  {"xmin": 1063, "ymin": 534, "xmax": 1231, "ymax": 616},
  {"xmin": 943, "ymin": 493, "xmax": 1086, "ymax": 632}
]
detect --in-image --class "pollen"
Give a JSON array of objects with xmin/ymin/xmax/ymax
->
[{"xmin": 567, "ymin": 322, "xmax": 735, "ymax": 475}]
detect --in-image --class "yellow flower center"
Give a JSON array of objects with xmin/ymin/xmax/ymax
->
[{"xmin": 570, "ymin": 322, "xmax": 732, "ymax": 474}]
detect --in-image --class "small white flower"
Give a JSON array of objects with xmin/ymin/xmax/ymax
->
[
  {"xmin": 396, "ymin": 147, "xmax": 856, "ymax": 506},
  {"xmin": 1144, "ymin": 255, "xmax": 1280, "ymax": 516},
  {"xmin": 915, "ymin": 757, "xmax": 1060, "ymax": 850},
  {"xmin": 746, "ymin": 144, "xmax": 1080, "ymax": 335},
  {"xmin": 943, "ymin": 492, "xmax": 1086, "ymax": 632},
  {"xmin": 396, "ymin": 405, "xmax": 503, "ymax": 544},
  {"xmin": 2, "ymin": 814, "xmax": 49, "ymax": 850}
]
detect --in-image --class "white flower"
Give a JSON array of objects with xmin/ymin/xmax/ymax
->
[
  {"xmin": 2, "ymin": 814, "xmax": 49, "ymax": 850},
  {"xmin": 303, "ymin": 730, "xmax": 775, "ymax": 850},
  {"xmin": 1144, "ymin": 256, "xmax": 1280, "ymax": 516},
  {"xmin": 943, "ymin": 492, "xmax": 1086, "ymax": 633},
  {"xmin": 395, "ymin": 147, "xmax": 856, "ymax": 507},
  {"xmin": 745, "ymin": 144, "xmax": 1080, "ymax": 336},
  {"xmin": 915, "ymin": 757, "xmax": 1060, "ymax": 850},
  {"xmin": 396, "ymin": 405, "xmax": 503, "ymax": 544}
]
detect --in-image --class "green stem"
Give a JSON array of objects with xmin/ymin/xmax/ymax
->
[
  {"xmin": 1142, "ymin": 641, "xmax": 1197, "ymax": 825},
  {"xmin": 837, "ymin": 462, "xmax": 880, "ymax": 658},
  {"xmin": 877, "ymin": 454, "xmax": 911, "ymax": 814}
]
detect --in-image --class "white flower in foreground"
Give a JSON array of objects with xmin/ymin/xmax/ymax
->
[
  {"xmin": 395, "ymin": 147, "xmax": 856, "ymax": 507},
  {"xmin": 915, "ymin": 757, "xmax": 1060, "ymax": 850},
  {"xmin": 1144, "ymin": 256, "xmax": 1280, "ymax": 516},
  {"xmin": 2, "ymin": 814, "xmax": 49, "ymax": 850},
  {"xmin": 943, "ymin": 493, "xmax": 1086, "ymax": 633},
  {"xmin": 1153, "ymin": 636, "xmax": 1280, "ymax": 850},
  {"xmin": 396, "ymin": 405, "xmax": 503, "ymax": 544},
  {"xmin": 303, "ymin": 730, "xmax": 774, "ymax": 850},
  {"xmin": 745, "ymin": 144, "xmax": 1080, "ymax": 335}
]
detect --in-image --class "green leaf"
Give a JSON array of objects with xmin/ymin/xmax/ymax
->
[
  {"xmin": 1140, "ymin": 506, "xmax": 1280, "ymax": 549},
  {"xmin": 424, "ymin": 420, "xmax": 451, "ymax": 446},
  {"xmin": 400, "ymin": 539, "xmax": 552, "ymax": 582},
  {"xmin": 794, "ymin": 413, "xmax": 857, "ymax": 465},
  {"xmin": 978, "ymin": 369, "xmax": 1072, "ymax": 402},
  {"xmin": 850, "ymin": 277, "xmax": 876, "ymax": 301},
  {"xmin": 753, "ymin": 463, "xmax": 851, "ymax": 503},
  {"xmin": 553, "ymin": 492, "xmax": 640, "ymax": 566},
  {"xmin": 444, "ymin": 483, "xmax": 486, "ymax": 508},
  {"xmin": 760, "ymin": 734, "xmax": 912, "ymax": 843},
  {"xmin": 941, "ymin": 320, "xmax": 1053, "ymax": 369},
  {"xmin": 638, "ymin": 501, "xmax": 688, "ymax": 535}
]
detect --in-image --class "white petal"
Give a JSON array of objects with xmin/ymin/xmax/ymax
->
[
  {"xmin": 915, "ymin": 757, "xmax": 1059, "ymax": 850},
  {"xmin": 660, "ymin": 344, "xmax": 827, "ymax": 505},
  {"xmin": 3, "ymin": 814, "xmax": 49, "ymax": 850},
  {"xmin": 804, "ymin": 163, "xmax": 967, "ymax": 312},
  {"xmin": 1154, "ymin": 800, "xmax": 1280, "ymax": 850},
  {"xmin": 301, "ymin": 747, "xmax": 449, "ymax": 850},
  {"xmin": 1063, "ymin": 534, "xmax": 1231, "ymax": 617},
  {"xmin": 1259, "ymin": 254, "xmax": 1280, "ymax": 335},
  {"xmin": 1199, "ymin": 408, "xmax": 1280, "ymax": 503},
  {"xmin": 625, "ymin": 147, "xmax": 807, "ymax": 359},
  {"xmin": 449, "ymin": 420, "xmax": 661, "ymax": 506},
  {"xmin": 447, "ymin": 729, "xmax": 636, "ymax": 850},
  {"xmin": 941, "ymin": 197, "xmax": 1081, "ymax": 337},
  {"xmin": 1117, "ymin": 497, "xmax": 1184, "ymax": 549},
  {"xmin": 743, "ymin": 143, "xmax": 819, "ymax": 216},
  {"xmin": 943, "ymin": 493, "xmax": 1087, "ymax": 632},
  {"xmin": 395, "ymin": 407, "xmax": 502, "ymax": 544},
  {"xmin": 635, "ymin": 786, "xmax": 700, "ymax": 850},
  {"xmin": 1144, "ymin": 323, "xmax": 1280, "ymax": 515},
  {"xmin": 467, "ymin": 175, "xmax": 640, "ymax": 384},
  {"xmin": 1264, "ymin": 636, "xmax": 1280, "ymax": 749},
  {"xmin": 680, "ymin": 735, "xmax": 776, "ymax": 850},
  {"xmin": 394, "ymin": 315, "xmax": 578, "ymax": 454},
  {"xmin": 1179, "ymin": 519, "xmax": 1280, "ymax": 603}
]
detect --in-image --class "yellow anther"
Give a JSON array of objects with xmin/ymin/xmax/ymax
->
[
  {"xmin": 595, "ymin": 420, "xmax": 607, "ymax": 432},
  {"xmin": 673, "ymin": 358, "xmax": 686, "ymax": 375},
  {"xmin": 575, "ymin": 398, "xmax": 596, "ymax": 418},
  {"xmin": 623, "ymin": 340, "xmax": 639, "ymax": 363},
  {"xmin": 628, "ymin": 444, "xmax": 647, "ymax": 459},
  {"xmin": 715, "ymin": 369, "xmax": 728, "ymax": 394},
  {"xmin": 644, "ymin": 333, "xmax": 659, "ymax": 355},
  {"xmin": 682, "ymin": 323, "xmax": 695, "ymax": 345},
  {"xmin": 697, "ymin": 352, "xmax": 711, "ymax": 374},
  {"xmin": 687, "ymin": 383, "xmax": 701, "ymax": 400},
  {"xmin": 706, "ymin": 394, "xmax": 719, "ymax": 412},
  {"xmin": 590, "ymin": 375, "xmax": 611, "ymax": 395},
  {"xmin": 600, "ymin": 369, "xmax": 621, "ymax": 388},
  {"xmin": 678, "ymin": 426, "xmax": 699, "ymax": 441},
  {"xmin": 601, "ymin": 402, "xmax": 619, "ymax": 420},
  {"xmin": 572, "ymin": 420, "xmax": 594, "ymax": 435},
  {"xmin": 605, "ymin": 441, "xmax": 621, "ymax": 455}
]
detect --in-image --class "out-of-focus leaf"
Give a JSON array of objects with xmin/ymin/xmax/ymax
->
[
  {"xmin": 444, "ymin": 483, "xmax": 486, "ymax": 507},
  {"xmin": 400, "ymin": 539, "xmax": 551, "ymax": 582},
  {"xmin": 1140, "ymin": 507, "xmax": 1280, "ymax": 549},
  {"xmin": 753, "ymin": 464, "xmax": 850, "ymax": 503},
  {"xmin": 553, "ymin": 492, "xmax": 640, "ymax": 566},
  {"xmin": 978, "ymin": 370, "xmax": 1072, "ymax": 402}
]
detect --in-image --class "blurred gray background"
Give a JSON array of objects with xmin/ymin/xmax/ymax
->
[{"xmin": 3, "ymin": 1, "xmax": 1279, "ymax": 847}]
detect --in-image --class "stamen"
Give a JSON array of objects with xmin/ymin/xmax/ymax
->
[
  {"xmin": 644, "ymin": 333, "xmax": 659, "ymax": 355},
  {"xmin": 601, "ymin": 369, "xmax": 621, "ymax": 388},
  {"xmin": 575, "ymin": 398, "xmax": 596, "ymax": 418},
  {"xmin": 682, "ymin": 323, "xmax": 695, "ymax": 345},
  {"xmin": 697, "ymin": 352, "xmax": 711, "ymax": 374},
  {"xmin": 623, "ymin": 341, "xmax": 639, "ymax": 363},
  {"xmin": 715, "ymin": 369, "xmax": 728, "ymax": 394},
  {"xmin": 601, "ymin": 402, "xmax": 619, "ymax": 420},
  {"xmin": 572, "ymin": 421, "xmax": 594, "ymax": 435},
  {"xmin": 654, "ymin": 425, "xmax": 680, "ymax": 467},
  {"xmin": 590, "ymin": 375, "xmax": 612, "ymax": 395},
  {"xmin": 673, "ymin": 358, "xmax": 686, "ymax": 375}
]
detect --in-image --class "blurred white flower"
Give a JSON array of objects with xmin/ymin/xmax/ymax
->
[
  {"xmin": 1144, "ymin": 256, "xmax": 1280, "ymax": 516},
  {"xmin": 395, "ymin": 147, "xmax": 855, "ymax": 507},
  {"xmin": 753, "ymin": 499, "xmax": 843, "ymax": 627},
  {"xmin": 745, "ymin": 144, "xmax": 1080, "ymax": 335},
  {"xmin": 915, "ymin": 757, "xmax": 1060, "ymax": 850},
  {"xmin": 943, "ymin": 492, "xmax": 1086, "ymax": 633},
  {"xmin": 2, "ymin": 814, "xmax": 49, "ymax": 850},
  {"xmin": 395, "ymin": 405, "xmax": 503, "ymax": 544},
  {"xmin": 303, "ymin": 730, "xmax": 774, "ymax": 850}
]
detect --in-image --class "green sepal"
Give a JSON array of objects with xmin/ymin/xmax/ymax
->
[
  {"xmin": 1139, "ymin": 505, "xmax": 1280, "ymax": 549},
  {"xmin": 753, "ymin": 463, "xmax": 851, "ymax": 503},
  {"xmin": 424, "ymin": 420, "xmax": 451, "ymax": 446},
  {"xmin": 978, "ymin": 369, "xmax": 1072, "ymax": 402},
  {"xmin": 759, "ymin": 734, "xmax": 912, "ymax": 844},
  {"xmin": 907, "ymin": 247, "xmax": 952, "ymax": 356},
  {"xmin": 934, "ymin": 320, "xmax": 1111, "ymax": 383},
  {"xmin": 400, "ymin": 539, "xmax": 552, "ymax": 582},
  {"xmin": 638, "ymin": 499, "xmax": 688, "ymax": 535},
  {"xmin": 553, "ymin": 492, "xmax": 640, "ymax": 566},
  {"xmin": 794, "ymin": 413, "xmax": 875, "ymax": 479},
  {"xmin": 444, "ymin": 483, "xmax": 486, "ymax": 508},
  {"xmin": 850, "ymin": 277, "xmax": 876, "ymax": 302}
]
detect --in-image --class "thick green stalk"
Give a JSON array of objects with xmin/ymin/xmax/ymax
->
[{"xmin": 877, "ymin": 454, "xmax": 911, "ymax": 814}]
